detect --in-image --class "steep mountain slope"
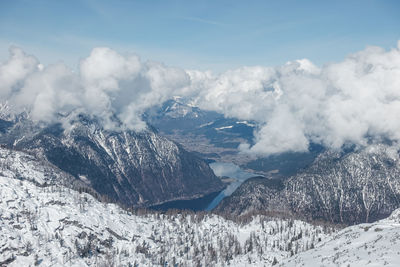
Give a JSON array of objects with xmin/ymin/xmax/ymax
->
[
  {"xmin": 215, "ymin": 145, "xmax": 400, "ymax": 224},
  {"xmin": 281, "ymin": 208, "xmax": 400, "ymax": 267},
  {"xmin": 0, "ymin": 113, "xmax": 224, "ymax": 208},
  {"xmin": 0, "ymin": 151, "xmax": 334, "ymax": 266}
]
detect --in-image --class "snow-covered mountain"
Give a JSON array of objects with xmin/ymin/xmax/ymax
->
[
  {"xmin": 215, "ymin": 144, "xmax": 400, "ymax": 224},
  {"xmin": 0, "ymin": 147, "xmax": 335, "ymax": 266},
  {"xmin": 0, "ymin": 111, "xmax": 224, "ymax": 208}
]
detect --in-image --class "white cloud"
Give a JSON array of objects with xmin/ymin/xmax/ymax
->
[
  {"xmin": 0, "ymin": 47, "xmax": 39, "ymax": 99},
  {"xmin": 0, "ymin": 46, "xmax": 190, "ymax": 131},
  {"xmin": 1, "ymin": 42, "xmax": 400, "ymax": 156},
  {"xmin": 188, "ymin": 42, "xmax": 400, "ymax": 155}
]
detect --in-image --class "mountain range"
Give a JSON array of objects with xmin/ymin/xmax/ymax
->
[{"xmin": 2, "ymin": 99, "xmax": 400, "ymax": 266}]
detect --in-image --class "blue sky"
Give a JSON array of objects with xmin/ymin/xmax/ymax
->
[{"xmin": 0, "ymin": 0, "xmax": 399, "ymax": 71}]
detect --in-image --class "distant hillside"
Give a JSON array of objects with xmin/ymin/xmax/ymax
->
[{"xmin": 215, "ymin": 145, "xmax": 400, "ymax": 225}]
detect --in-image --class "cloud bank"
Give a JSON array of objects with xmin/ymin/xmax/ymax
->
[
  {"xmin": 0, "ymin": 46, "xmax": 190, "ymax": 130},
  {"xmin": 1, "ymin": 42, "xmax": 400, "ymax": 156},
  {"xmin": 188, "ymin": 42, "xmax": 400, "ymax": 155}
]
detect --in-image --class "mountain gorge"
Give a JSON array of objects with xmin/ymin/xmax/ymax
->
[{"xmin": 144, "ymin": 99, "xmax": 400, "ymax": 226}]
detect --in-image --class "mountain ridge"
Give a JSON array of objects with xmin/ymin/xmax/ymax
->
[{"xmin": 0, "ymin": 111, "xmax": 224, "ymax": 208}]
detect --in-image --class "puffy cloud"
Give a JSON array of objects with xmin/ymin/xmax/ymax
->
[
  {"xmin": 13, "ymin": 63, "xmax": 82, "ymax": 122},
  {"xmin": 118, "ymin": 61, "xmax": 190, "ymax": 129},
  {"xmin": 239, "ymin": 105, "xmax": 310, "ymax": 155},
  {"xmin": 80, "ymin": 48, "xmax": 141, "ymax": 114},
  {"xmin": 189, "ymin": 42, "xmax": 400, "ymax": 155},
  {"xmin": 1, "ymin": 42, "xmax": 400, "ymax": 156},
  {"xmin": 188, "ymin": 66, "xmax": 277, "ymax": 121},
  {"xmin": 0, "ymin": 47, "xmax": 39, "ymax": 99},
  {"xmin": 0, "ymin": 47, "xmax": 190, "ymax": 131}
]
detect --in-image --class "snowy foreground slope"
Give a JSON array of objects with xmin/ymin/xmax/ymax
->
[
  {"xmin": 0, "ymin": 148, "xmax": 332, "ymax": 266},
  {"xmin": 281, "ymin": 209, "xmax": 400, "ymax": 266},
  {"xmin": 2, "ymin": 146, "xmax": 400, "ymax": 266}
]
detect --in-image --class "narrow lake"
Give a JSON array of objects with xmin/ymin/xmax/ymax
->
[
  {"xmin": 149, "ymin": 162, "xmax": 258, "ymax": 212},
  {"xmin": 205, "ymin": 162, "xmax": 258, "ymax": 211}
]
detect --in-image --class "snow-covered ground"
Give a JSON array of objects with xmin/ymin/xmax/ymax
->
[
  {"xmin": 0, "ymin": 148, "xmax": 333, "ymax": 266},
  {"xmin": 281, "ymin": 209, "xmax": 400, "ymax": 267}
]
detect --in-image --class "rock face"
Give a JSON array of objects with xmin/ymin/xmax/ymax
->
[
  {"xmin": 215, "ymin": 145, "xmax": 400, "ymax": 224},
  {"xmin": 0, "ymin": 114, "xmax": 224, "ymax": 207}
]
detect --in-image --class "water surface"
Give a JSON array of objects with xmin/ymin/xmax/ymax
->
[{"xmin": 206, "ymin": 162, "xmax": 258, "ymax": 210}]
